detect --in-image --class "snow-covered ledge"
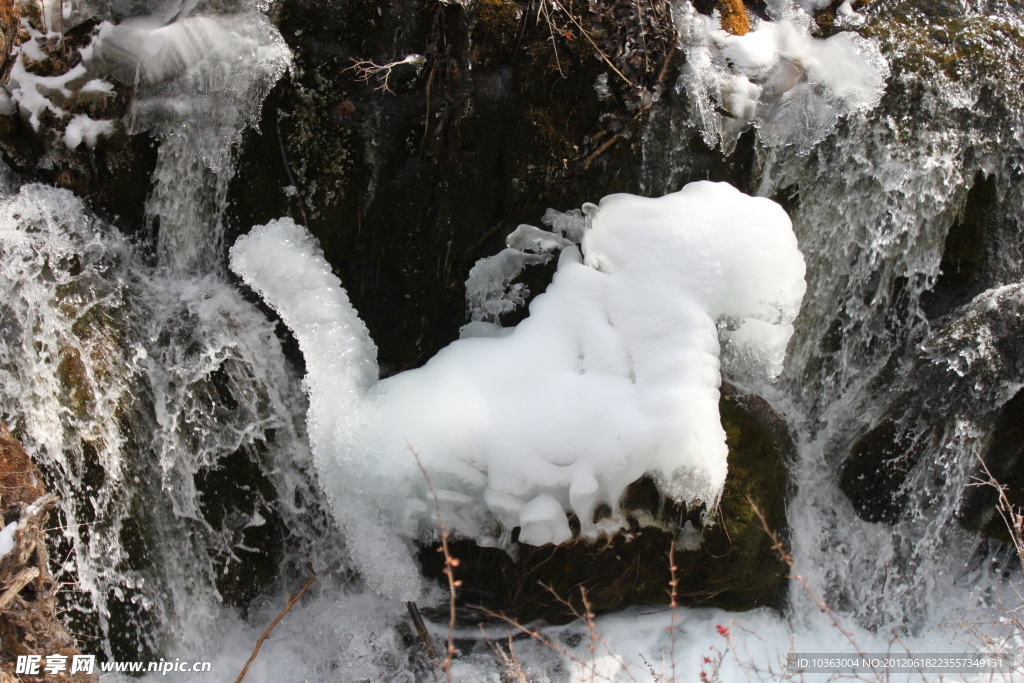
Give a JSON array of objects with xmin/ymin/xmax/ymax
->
[{"xmin": 230, "ymin": 181, "xmax": 806, "ymax": 600}]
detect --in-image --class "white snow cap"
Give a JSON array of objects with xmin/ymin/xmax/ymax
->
[{"xmin": 230, "ymin": 181, "xmax": 806, "ymax": 600}]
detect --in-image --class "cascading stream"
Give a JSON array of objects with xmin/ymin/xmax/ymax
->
[
  {"xmin": 0, "ymin": 0, "xmax": 351, "ymax": 666},
  {"xmin": 756, "ymin": 1, "xmax": 1024, "ymax": 632},
  {"xmin": 632, "ymin": 0, "xmax": 1024, "ymax": 658},
  {"xmin": 1, "ymin": 0, "xmax": 1024, "ymax": 679}
]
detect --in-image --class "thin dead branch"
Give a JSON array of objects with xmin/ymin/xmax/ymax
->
[
  {"xmin": 747, "ymin": 495, "xmax": 876, "ymax": 675},
  {"xmin": 969, "ymin": 455, "xmax": 1024, "ymax": 570},
  {"xmin": 409, "ymin": 443, "xmax": 460, "ymax": 681},
  {"xmin": 406, "ymin": 600, "xmax": 439, "ymax": 659},
  {"xmin": 233, "ymin": 564, "xmax": 317, "ymax": 683},
  {"xmin": 344, "ymin": 54, "xmax": 426, "ymax": 93},
  {"xmin": 0, "ymin": 426, "xmax": 96, "ymax": 683}
]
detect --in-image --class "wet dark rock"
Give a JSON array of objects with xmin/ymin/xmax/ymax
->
[
  {"xmin": 920, "ymin": 172, "xmax": 1001, "ymax": 320},
  {"xmin": 193, "ymin": 439, "xmax": 286, "ymax": 608},
  {"xmin": 840, "ymin": 284, "xmax": 1024, "ymax": 528},
  {"xmin": 229, "ymin": 0, "xmax": 689, "ymax": 376},
  {"xmin": 840, "ymin": 418, "xmax": 928, "ymax": 524},
  {"xmin": 419, "ymin": 383, "xmax": 793, "ymax": 624}
]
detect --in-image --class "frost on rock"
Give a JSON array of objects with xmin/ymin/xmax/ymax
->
[
  {"xmin": 676, "ymin": 0, "xmax": 887, "ymax": 154},
  {"xmin": 63, "ymin": 114, "xmax": 114, "ymax": 149},
  {"xmin": 230, "ymin": 181, "xmax": 806, "ymax": 600}
]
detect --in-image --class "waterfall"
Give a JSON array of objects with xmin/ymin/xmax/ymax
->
[
  {"xmin": 1, "ymin": 0, "xmax": 1023, "ymax": 680},
  {"xmin": 0, "ymin": 0, "xmax": 349, "ymax": 667},
  {"xmin": 759, "ymin": 1, "xmax": 1024, "ymax": 632}
]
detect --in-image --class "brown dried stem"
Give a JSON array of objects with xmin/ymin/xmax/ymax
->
[
  {"xmin": 409, "ymin": 443, "xmax": 460, "ymax": 680},
  {"xmin": 969, "ymin": 455, "xmax": 1024, "ymax": 571},
  {"xmin": 233, "ymin": 565, "xmax": 317, "ymax": 683},
  {"xmin": 747, "ymin": 495, "xmax": 875, "ymax": 676},
  {"xmin": 344, "ymin": 54, "xmax": 426, "ymax": 93}
]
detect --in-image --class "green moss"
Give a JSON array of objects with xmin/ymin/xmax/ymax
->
[
  {"xmin": 864, "ymin": 12, "xmax": 1024, "ymax": 90},
  {"xmin": 471, "ymin": 0, "xmax": 521, "ymax": 67}
]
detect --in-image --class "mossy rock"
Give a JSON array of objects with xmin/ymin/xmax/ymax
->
[
  {"xmin": 418, "ymin": 383, "xmax": 793, "ymax": 624},
  {"xmin": 863, "ymin": 8, "xmax": 1024, "ymax": 95}
]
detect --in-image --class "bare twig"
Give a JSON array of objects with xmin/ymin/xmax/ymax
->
[
  {"xmin": 668, "ymin": 540, "xmax": 678, "ymax": 682},
  {"xmin": 409, "ymin": 443, "xmax": 460, "ymax": 681},
  {"xmin": 747, "ymin": 495, "xmax": 875, "ymax": 674},
  {"xmin": 233, "ymin": 565, "xmax": 317, "ymax": 683},
  {"xmin": 345, "ymin": 54, "xmax": 426, "ymax": 93},
  {"xmin": 547, "ymin": 0, "xmax": 637, "ymax": 87},
  {"xmin": 470, "ymin": 603, "xmax": 619, "ymax": 682},
  {"xmin": 969, "ymin": 455, "xmax": 1024, "ymax": 570},
  {"xmin": 406, "ymin": 600, "xmax": 439, "ymax": 659},
  {"xmin": 0, "ymin": 567, "xmax": 39, "ymax": 611},
  {"xmin": 275, "ymin": 113, "xmax": 309, "ymax": 228}
]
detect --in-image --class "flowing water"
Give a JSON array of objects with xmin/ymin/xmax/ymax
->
[{"xmin": 2, "ymin": 0, "xmax": 1024, "ymax": 680}]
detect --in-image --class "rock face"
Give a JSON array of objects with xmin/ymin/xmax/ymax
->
[
  {"xmin": 420, "ymin": 384, "xmax": 793, "ymax": 624},
  {"xmin": 0, "ymin": 427, "xmax": 97, "ymax": 683},
  {"xmin": 0, "ymin": 0, "xmax": 920, "ymax": 632},
  {"xmin": 231, "ymin": 0, "xmax": 687, "ymax": 376},
  {"xmin": 0, "ymin": 0, "xmax": 19, "ymax": 84},
  {"xmin": 839, "ymin": 284, "xmax": 1024, "ymax": 529}
]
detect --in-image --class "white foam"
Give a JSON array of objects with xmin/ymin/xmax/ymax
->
[{"xmin": 0, "ymin": 522, "xmax": 17, "ymax": 559}]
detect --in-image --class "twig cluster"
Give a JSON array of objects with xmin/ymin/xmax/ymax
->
[
  {"xmin": 344, "ymin": 54, "xmax": 427, "ymax": 93},
  {"xmin": 0, "ymin": 426, "xmax": 96, "ymax": 683}
]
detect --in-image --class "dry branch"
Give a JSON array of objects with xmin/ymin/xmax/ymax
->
[
  {"xmin": 0, "ymin": 426, "xmax": 96, "ymax": 683},
  {"xmin": 409, "ymin": 443, "xmax": 459, "ymax": 681},
  {"xmin": 233, "ymin": 565, "xmax": 317, "ymax": 683}
]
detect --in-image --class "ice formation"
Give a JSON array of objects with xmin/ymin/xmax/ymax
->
[
  {"xmin": 0, "ymin": 522, "xmax": 16, "ymax": 559},
  {"xmin": 63, "ymin": 114, "xmax": 114, "ymax": 149},
  {"xmin": 93, "ymin": 7, "xmax": 291, "ymax": 164},
  {"xmin": 677, "ymin": 0, "xmax": 888, "ymax": 154},
  {"xmin": 231, "ymin": 181, "xmax": 805, "ymax": 599}
]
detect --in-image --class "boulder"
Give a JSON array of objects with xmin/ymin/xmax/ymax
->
[{"xmin": 839, "ymin": 284, "xmax": 1024, "ymax": 530}]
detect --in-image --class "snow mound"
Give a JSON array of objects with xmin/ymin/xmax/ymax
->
[{"xmin": 230, "ymin": 181, "xmax": 806, "ymax": 600}]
